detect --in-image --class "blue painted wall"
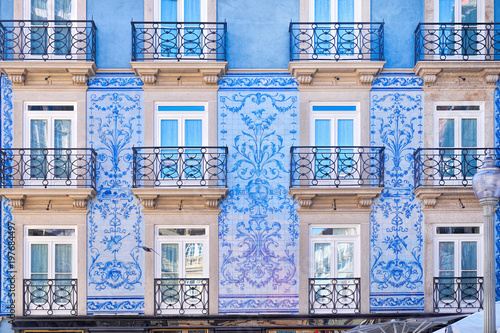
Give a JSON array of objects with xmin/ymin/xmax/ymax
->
[
  {"xmin": 496, "ymin": 0, "xmax": 500, "ymax": 22},
  {"xmin": 371, "ymin": 0, "xmax": 423, "ymax": 69},
  {"xmin": 87, "ymin": 0, "xmax": 143, "ymax": 68},
  {"xmin": 217, "ymin": 0, "xmax": 299, "ymax": 69},
  {"xmin": 0, "ymin": 0, "xmax": 13, "ymax": 20}
]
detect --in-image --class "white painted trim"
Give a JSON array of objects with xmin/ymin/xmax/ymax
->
[
  {"xmin": 308, "ymin": 0, "xmax": 363, "ymax": 21},
  {"xmin": 309, "ymin": 103, "xmax": 361, "ymax": 146}
]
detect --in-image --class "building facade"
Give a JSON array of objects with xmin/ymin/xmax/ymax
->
[{"xmin": 0, "ymin": 0, "xmax": 499, "ymax": 332}]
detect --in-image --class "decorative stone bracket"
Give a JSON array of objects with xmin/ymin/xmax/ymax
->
[
  {"xmin": 289, "ymin": 188, "xmax": 383, "ymax": 210},
  {"xmin": 414, "ymin": 61, "xmax": 500, "ymax": 86},
  {"xmin": 132, "ymin": 188, "xmax": 228, "ymax": 210},
  {"xmin": 0, "ymin": 189, "xmax": 96, "ymax": 210},
  {"xmin": 413, "ymin": 187, "xmax": 478, "ymax": 209}
]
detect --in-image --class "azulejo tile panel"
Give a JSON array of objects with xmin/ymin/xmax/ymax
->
[
  {"xmin": 218, "ymin": 74, "xmax": 300, "ymax": 313},
  {"xmin": 495, "ymin": 81, "xmax": 500, "ymax": 301},
  {"xmin": 86, "ymin": 74, "xmax": 145, "ymax": 314},
  {"xmin": 370, "ymin": 74, "xmax": 425, "ymax": 311},
  {"xmin": 0, "ymin": 74, "xmax": 15, "ymax": 317}
]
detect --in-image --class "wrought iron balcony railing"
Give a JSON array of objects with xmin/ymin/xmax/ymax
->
[
  {"xmin": 0, "ymin": 148, "xmax": 97, "ymax": 189},
  {"xmin": 289, "ymin": 22, "xmax": 384, "ymax": 61},
  {"xmin": 290, "ymin": 146, "xmax": 385, "ymax": 187},
  {"xmin": 415, "ymin": 23, "xmax": 500, "ymax": 62},
  {"xmin": 23, "ymin": 279, "xmax": 78, "ymax": 316},
  {"xmin": 131, "ymin": 22, "xmax": 227, "ymax": 61},
  {"xmin": 309, "ymin": 278, "xmax": 360, "ymax": 314},
  {"xmin": 154, "ymin": 278, "xmax": 209, "ymax": 315},
  {"xmin": 0, "ymin": 20, "xmax": 96, "ymax": 61},
  {"xmin": 414, "ymin": 148, "xmax": 498, "ymax": 188},
  {"xmin": 132, "ymin": 146, "xmax": 227, "ymax": 188},
  {"xmin": 434, "ymin": 276, "xmax": 483, "ymax": 313}
]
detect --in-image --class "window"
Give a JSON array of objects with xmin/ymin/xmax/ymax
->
[
  {"xmin": 434, "ymin": 226, "xmax": 483, "ymax": 309},
  {"xmin": 155, "ymin": 227, "xmax": 209, "ymax": 314},
  {"xmin": 25, "ymin": 0, "xmax": 75, "ymax": 56},
  {"xmin": 24, "ymin": 104, "xmax": 76, "ymax": 182},
  {"xmin": 155, "ymin": 105, "xmax": 207, "ymax": 181},
  {"xmin": 154, "ymin": 0, "xmax": 208, "ymax": 57},
  {"xmin": 434, "ymin": 103, "xmax": 484, "ymax": 178},
  {"xmin": 434, "ymin": 0, "xmax": 484, "ymax": 23},
  {"xmin": 24, "ymin": 227, "xmax": 77, "ymax": 314},
  {"xmin": 310, "ymin": 105, "xmax": 360, "ymax": 181}
]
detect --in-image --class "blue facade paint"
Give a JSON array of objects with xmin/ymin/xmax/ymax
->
[
  {"xmin": 217, "ymin": 74, "xmax": 300, "ymax": 313},
  {"xmin": 0, "ymin": 0, "xmax": 13, "ymax": 21},
  {"xmin": 370, "ymin": 74, "xmax": 425, "ymax": 311},
  {"xmin": 371, "ymin": 0, "xmax": 423, "ymax": 69},
  {"xmin": 217, "ymin": 0, "xmax": 299, "ymax": 69},
  {"xmin": 496, "ymin": 0, "xmax": 500, "ymax": 22},
  {"xmin": 87, "ymin": 0, "xmax": 143, "ymax": 68},
  {"xmin": 86, "ymin": 74, "xmax": 145, "ymax": 313}
]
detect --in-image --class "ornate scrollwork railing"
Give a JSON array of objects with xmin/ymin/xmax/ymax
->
[
  {"xmin": 0, "ymin": 20, "xmax": 96, "ymax": 61},
  {"xmin": 415, "ymin": 23, "xmax": 500, "ymax": 62},
  {"xmin": 23, "ymin": 279, "xmax": 78, "ymax": 316},
  {"xmin": 290, "ymin": 146, "xmax": 385, "ymax": 187},
  {"xmin": 414, "ymin": 148, "xmax": 498, "ymax": 188},
  {"xmin": 434, "ymin": 276, "xmax": 483, "ymax": 313},
  {"xmin": 0, "ymin": 148, "xmax": 97, "ymax": 189},
  {"xmin": 289, "ymin": 22, "xmax": 384, "ymax": 61},
  {"xmin": 154, "ymin": 278, "xmax": 209, "ymax": 315},
  {"xmin": 132, "ymin": 22, "xmax": 227, "ymax": 61},
  {"xmin": 132, "ymin": 146, "xmax": 227, "ymax": 188},
  {"xmin": 309, "ymin": 278, "xmax": 360, "ymax": 314}
]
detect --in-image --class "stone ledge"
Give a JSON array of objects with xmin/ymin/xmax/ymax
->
[
  {"xmin": 0, "ymin": 188, "xmax": 96, "ymax": 210},
  {"xmin": 130, "ymin": 61, "xmax": 228, "ymax": 86},
  {"xmin": 132, "ymin": 188, "xmax": 228, "ymax": 210},
  {"xmin": 288, "ymin": 61, "xmax": 385, "ymax": 87},
  {"xmin": 289, "ymin": 187, "xmax": 383, "ymax": 210},
  {"xmin": 414, "ymin": 61, "xmax": 500, "ymax": 86},
  {"xmin": 413, "ymin": 186, "xmax": 480, "ymax": 209},
  {"xmin": 0, "ymin": 61, "xmax": 96, "ymax": 88}
]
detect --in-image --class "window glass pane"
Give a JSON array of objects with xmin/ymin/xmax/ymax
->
[
  {"xmin": 315, "ymin": 119, "xmax": 331, "ymax": 146},
  {"xmin": 31, "ymin": 244, "xmax": 48, "ymax": 276},
  {"xmin": 55, "ymin": 120, "xmax": 71, "ymax": 149},
  {"xmin": 161, "ymin": 244, "xmax": 179, "ymax": 278},
  {"xmin": 185, "ymin": 119, "xmax": 202, "ymax": 147},
  {"xmin": 161, "ymin": 119, "xmax": 178, "ymax": 146},
  {"xmin": 461, "ymin": 119, "xmax": 477, "ymax": 147},
  {"xmin": 28, "ymin": 105, "xmax": 74, "ymax": 111},
  {"xmin": 158, "ymin": 228, "xmax": 205, "ymax": 236},
  {"xmin": 439, "ymin": 242, "xmax": 454, "ymax": 271},
  {"xmin": 436, "ymin": 105, "xmax": 480, "ymax": 111},
  {"xmin": 337, "ymin": 119, "xmax": 353, "ymax": 146},
  {"xmin": 31, "ymin": 120, "xmax": 48, "ymax": 149},
  {"xmin": 314, "ymin": 243, "xmax": 331, "ymax": 278},
  {"xmin": 338, "ymin": 0, "xmax": 354, "ymax": 21},
  {"xmin": 436, "ymin": 227, "xmax": 479, "ymax": 234},
  {"xmin": 28, "ymin": 229, "xmax": 75, "ymax": 236},
  {"xmin": 439, "ymin": 119, "xmax": 455, "ymax": 147},
  {"xmin": 315, "ymin": 0, "xmax": 331, "ymax": 21},
  {"xmin": 311, "ymin": 228, "xmax": 357, "ymax": 236},
  {"xmin": 55, "ymin": 244, "xmax": 72, "ymax": 275},
  {"xmin": 31, "ymin": 0, "xmax": 48, "ymax": 20},
  {"xmin": 184, "ymin": 0, "xmax": 201, "ymax": 21},
  {"xmin": 185, "ymin": 243, "xmax": 203, "ymax": 278},
  {"xmin": 161, "ymin": 0, "xmax": 177, "ymax": 21},
  {"xmin": 55, "ymin": 0, "xmax": 72, "ymax": 20},
  {"xmin": 439, "ymin": 0, "xmax": 455, "ymax": 23},
  {"xmin": 461, "ymin": 241, "xmax": 477, "ymax": 271},
  {"xmin": 337, "ymin": 242, "xmax": 354, "ymax": 277},
  {"xmin": 461, "ymin": 0, "xmax": 477, "ymax": 23}
]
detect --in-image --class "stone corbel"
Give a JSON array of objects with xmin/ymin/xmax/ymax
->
[
  {"xmin": 356, "ymin": 195, "xmax": 374, "ymax": 209},
  {"xmin": 295, "ymin": 69, "xmax": 317, "ymax": 86},
  {"xmin": 354, "ymin": 69, "xmax": 376, "ymax": 86},
  {"xmin": 202, "ymin": 195, "xmax": 222, "ymax": 209},
  {"xmin": 482, "ymin": 70, "xmax": 500, "ymax": 85},
  {"xmin": 418, "ymin": 193, "xmax": 442, "ymax": 209},
  {"xmin": 294, "ymin": 194, "xmax": 317, "ymax": 209},
  {"xmin": 8, "ymin": 195, "xmax": 26, "ymax": 210},
  {"xmin": 68, "ymin": 67, "xmax": 96, "ymax": 86},
  {"xmin": 69, "ymin": 191, "xmax": 97, "ymax": 210},
  {"xmin": 140, "ymin": 195, "xmax": 159, "ymax": 210},
  {"xmin": 416, "ymin": 67, "xmax": 442, "ymax": 85},
  {"xmin": 200, "ymin": 69, "xmax": 224, "ymax": 85},
  {"xmin": 6, "ymin": 69, "xmax": 27, "ymax": 86},
  {"xmin": 139, "ymin": 69, "xmax": 159, "ymax": 86}
]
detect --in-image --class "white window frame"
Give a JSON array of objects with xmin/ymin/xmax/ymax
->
[
  {"xmin": 433, "ymin": 0, "xmax": 485, "ymax": 22},
  {"xmin": 310, "ymin": 103, "xmax": 361, "ymax": 146},
  {"xmin": 433, "ymin": 102, "xmax": 484, "ymax": 148},
  {"xmin": 24, "ymin": 226, "xmax": 78, "ymax": 280},
  {"xmin": 154, "ymin": 226, "xmax": 209, "ymax": 279},
  {"xmin": 308, "ymin": 0, "xmax": 362, "ymax": 21},
  {"xmin": 309, "ymin": 225, "xmax": 360, "ymax": 278},
  {"xmin": 153, "ymin": 0, "xmax": 208, "ymax": 22}
]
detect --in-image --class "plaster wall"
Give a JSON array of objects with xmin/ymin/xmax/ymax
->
[{"xmin": 0, "ymin": 0, "xmax": 13, "ymax": 20}]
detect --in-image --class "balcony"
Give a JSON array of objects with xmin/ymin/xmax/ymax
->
[
  {"xmin": 290, "ymin": 22, "xmax": 384, "ymax": 62},
  {"xmin": 0, "ymin": 20, "xmax": 96, "ymax": 61},
  {"xmin": 433, "ymin": 276, "xmax": 483, "ymax": 313},
  {"xmin": 23, "ymin": 278, "xmax": 78, "ymax": 316},
  {"xmin": 0, "ymin": 148, "xmax": 97, "ymax": 189},
  {"xmin": 154, "ymin": 278, "xmax": 209, "ymax": 315},
  {"xmin": 309, "ymin": 278, "xmax": 360, "ymax": 314},
  {"xmin": 415, "ymin": 23, "xmax": 500, "ymax": 62},
  {"xmin": 132, "ymin": 147, "xmax": 228, "ymax": 210}
]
